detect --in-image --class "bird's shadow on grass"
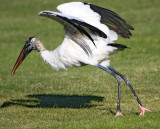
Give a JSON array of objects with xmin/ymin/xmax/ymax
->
[
  {"xmin": 0, "ymin": 94, "xmax": 140, "ymax": 115},
  {"xmin": 1, "ymin": 94, "xmax": 105, "ymax": 109}
]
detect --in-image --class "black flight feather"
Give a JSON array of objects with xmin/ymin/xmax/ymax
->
[
  {"xmin": 84, "ymin": 2, "xmax": 134, "ymax": 38},
  {"xmin": 38, "ymin": 11, "xmax": 109, "ymax": 46},
  {"xmin": 56, "ymin": 15, "xmax": 96, "ymax": 46}
]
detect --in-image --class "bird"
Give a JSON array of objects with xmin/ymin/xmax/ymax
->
[{"xmin": 11, "ymin": 2, "xmax": 151, "ymax": 116}]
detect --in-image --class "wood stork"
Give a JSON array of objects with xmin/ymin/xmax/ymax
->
[{"xmin": 11, "ymin": 2, "xmax": 151, "ymax": 116}]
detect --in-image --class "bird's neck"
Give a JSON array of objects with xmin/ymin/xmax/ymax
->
[
  {"xmin": 37, "ymin": 39, "xmax": 66, "ymax": 70},
  {"xmin": 39, "ymin": 49, "xmax": 66, "ymax": 70},
  {"xmin": 36, "ymin": 42, "xmax": 46, "ymax": 52}
]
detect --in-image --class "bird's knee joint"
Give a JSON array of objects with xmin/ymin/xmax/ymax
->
[
  {"xmin": 115, "ymin": 75, "xmax": 121, "ymax": 83},
  {"xmin": 125, "ymin": 78, "xmax": 130, "ymax": 85}
]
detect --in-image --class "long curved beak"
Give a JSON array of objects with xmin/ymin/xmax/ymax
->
[{"xmin": 11, "ymin": 46, "xmax": 31, "ymax": 77}]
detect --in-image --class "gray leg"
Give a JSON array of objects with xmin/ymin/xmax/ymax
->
[
  {"xmin": 108, "ymin": 66, "xmax": 151, "ymax": 115},
  {"xmin": 108, "ymin": 66, "xmax": 143, "ymax": 106},
  {"xmin": 97, "ymin": 64, "xmax": 122, "ymax": 116}
]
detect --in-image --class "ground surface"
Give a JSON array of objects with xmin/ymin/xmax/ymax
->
[{"xmin": 0, "ymin": 0, "xmax": 160, "ymax": 128}]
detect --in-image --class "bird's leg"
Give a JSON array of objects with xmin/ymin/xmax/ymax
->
[
  {"xmin": 108, "ymin": 66, "xmax": 151, "ymax": 115},
  {"xmin": 116, "ymin": 76, "xmax": 122, "ymax": 117},
  {"xmin": 97, "ymin": 64, "xmax": 123, "ymax": 116}
]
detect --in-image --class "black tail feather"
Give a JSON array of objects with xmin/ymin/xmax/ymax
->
[{"xmin": 108, "ymin": 43, "xmax": 130, "ymax": 50}]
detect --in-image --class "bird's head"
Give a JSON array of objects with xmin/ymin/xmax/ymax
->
[{"xmin": 11, "ymin": 36, "xmax": 45, "ymax": 77}]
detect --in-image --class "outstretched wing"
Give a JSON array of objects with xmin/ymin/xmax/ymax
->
[
  {"xmin": 83, "ymin": 2, "xmax": 134, "ymax": 38},
  {"xmin": 38, "ymin": 11, "xmax": 107, "ymax": 46},
  {"xmin": 57, "ymin": 2, "xmax": 133, "ymax": 39}
]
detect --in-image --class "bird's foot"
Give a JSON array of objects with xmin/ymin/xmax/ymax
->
[
  {"xmin": 115, "ymin": 111, "xmax": 123, "ymax": 117},
  {"xmin": 139, "ymin": 105, "xmax": 151, "ymax": 116}
]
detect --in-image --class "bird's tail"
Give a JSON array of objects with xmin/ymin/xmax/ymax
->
[{"xmin": 107, "ymin": 43, "xmax": 130, "ymax": 51}]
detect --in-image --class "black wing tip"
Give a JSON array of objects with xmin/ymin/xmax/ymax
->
[
  {"xmin": 128, "ymin": 25, "xmax": 134, "ymax": 30},
  {"xmin": 83, "ymin": 2, "xmax": 134, "ymax": 38},
  {"xmin": 38, "ymin": 11, "xmax": 45, "ymax": 16},
  {"xmin": 38, "ymin": 11, "xmax": 53, "ymax": 16},
  {"xmin": 114, "ymin": 28, "xmax": 132, "ymax": 38}
]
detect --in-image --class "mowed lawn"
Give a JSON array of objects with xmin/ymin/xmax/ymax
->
[{"xmin": 0, "ymin": 0, "xmax": 160, "ymax": 128}]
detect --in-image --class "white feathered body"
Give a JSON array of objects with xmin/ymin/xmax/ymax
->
[{"xmin": 40, "ymin": 2, "xmax": 120, "ymax": 70}]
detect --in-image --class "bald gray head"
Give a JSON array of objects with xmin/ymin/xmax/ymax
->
[
  {"xmin": 27, "ymin": 36, "xmax": 45, "ymax": 52},
  {"xmin": 11, "ymin": 36, "xmax": 45, "ymax": 77}
]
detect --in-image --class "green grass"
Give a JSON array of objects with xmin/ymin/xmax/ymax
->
[{"xmin": 0, "ymin": 0, "xmax": 160, "ymax": 128}]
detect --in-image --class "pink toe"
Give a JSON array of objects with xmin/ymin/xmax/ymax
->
[
  {"xmin": 139, "ymin": 105, "xmax": 151, "ymax": 116},
  {"xmin": 115, "ymin": 112, "xmax": 123, "ymax": 117}
]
